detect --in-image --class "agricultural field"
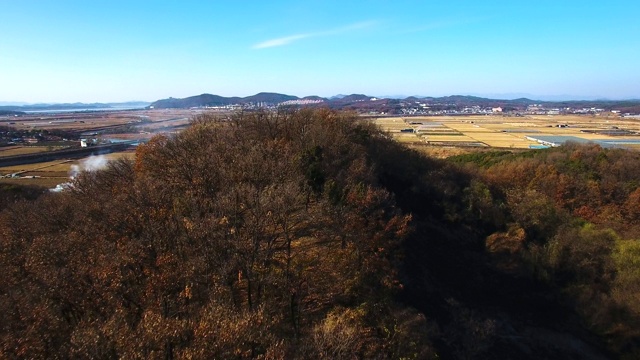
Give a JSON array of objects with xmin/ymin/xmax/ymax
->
[
  {"xmin": 0, "ymin": 108, "xmax": 207, "ymax": 189},
  {"xmin": 0, "ymin": 109, "xmax": 202, "ymax": 133},
  {"xmin": 373, "ymin": 114, "xmax": 640, "ymax": 155},
  {"xmin": 0, "ymin": 149, "xmax": 137, "ymax": 189},
  {"xmin": 0, "ymin": 146, "xmax": 63, "ymax": 157}
]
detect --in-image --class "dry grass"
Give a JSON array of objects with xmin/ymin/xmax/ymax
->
[
  {"xmin": 20, "ymin": 171, "xmax": 69, "ymax": 178},
  {"xmin": 0, "ymin": 160, "xmax": 72, "ymax": 174},
  {"xmin": 408, "ymin": 144, "xmax": 480, "ymax": 158},
  {"xmin": 394, "ymin": 134, "xmax": 423, "ymax": 144},
  {"xmin": 0, "ymin": 146, "xmax": 61, "ymax": 157},
  {"xmin": 0, "ymin": 151, "xmax": 135, "ymax": 182},
  {"xmin": 101, "ymin": 151, "xmax": 137, "ymax": 161},
  {"xmin": 423, "ymin": 135, "xmax": 476, "ymax": 142},
  {"xmin": 0, "ymin": 177, "xmax": 64, "ymax": 188}
]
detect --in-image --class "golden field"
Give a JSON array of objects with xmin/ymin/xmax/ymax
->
[{"xmin": 373, "ymin": 114, "xmax": 640, "ymax": 152}]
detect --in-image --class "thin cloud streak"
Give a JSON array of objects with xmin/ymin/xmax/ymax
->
[
  {"xmin": 253, "ymin": 34, "xmax": 311, "ymax": 49},
  {"xmin": 253, "ymin": 21, "xmax": 377, "ymax": 49}
]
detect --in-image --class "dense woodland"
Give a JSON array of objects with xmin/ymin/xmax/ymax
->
[{"xmin": 2, "ymin": 109, "xmax": 640, "ymax": 359}]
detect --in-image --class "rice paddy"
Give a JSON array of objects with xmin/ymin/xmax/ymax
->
[{"xmin": 373, "ymin": 115, "xmax": 640, "ymax": 152}]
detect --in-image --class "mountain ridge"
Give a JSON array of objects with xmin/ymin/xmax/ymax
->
[
  {"xmin": 147, "ymin": 92, "xmax": 640, "ymax": 113},
  {"xmin": 4, "ymin": 94, "xmax": 639, "ymax": 113}
]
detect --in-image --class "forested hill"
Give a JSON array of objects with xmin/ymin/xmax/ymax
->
[
  {"xmin": 150, "ymin": 92, "xmax": 298, "ymax": 108},
  {"xmin": 2, "ymin": 109, "xmax": 640, "ymax": 358}
]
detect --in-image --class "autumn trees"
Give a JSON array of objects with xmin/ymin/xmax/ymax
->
[
  {"xmin": 450, "ymin": 143, "xmax": 640, "ymax": 357},
  {"xmin": 0, "ymin": 109, "xmax": 432, "ymax": 359},
  {"xmin": 4, "ymin": 108, "xmax": 640, "ymax": 358}
]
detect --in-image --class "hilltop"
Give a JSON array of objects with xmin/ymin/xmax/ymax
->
[
  {"xmin": 149, "ymin": 92, "xmax": 297, "ymax": 109},
  {"xmin": 3, "ymin": 108, "xmax": 640, "ymax": 358}
]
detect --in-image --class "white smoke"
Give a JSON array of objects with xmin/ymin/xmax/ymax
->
[
  {"xmin": 70, "ymin": 155, "xmax": 109, "ymax": 179},
  {"xmin": 51, "ymin": 155, "xmax": 110, "ymax": 192},
  {"xmin": 69, "ymin": 165, "xmax": 80, "ymax": 179},
  {"xmin": 82, "ymin": 155, "xmax": 109, "ymax": 171}
]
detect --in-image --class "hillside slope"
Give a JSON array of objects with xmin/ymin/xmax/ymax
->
[{"xmin": 3, "ymin": 109, "xmax": 639, "ymax": 358}]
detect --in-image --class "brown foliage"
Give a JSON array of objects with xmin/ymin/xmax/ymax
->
[
  {"xmin": 452, "ymin": 144, "xmax": 640, "ymax": 357},
  {"xmin": 0, "ymin": 109, "xmax": 430, "ymax": 359}
]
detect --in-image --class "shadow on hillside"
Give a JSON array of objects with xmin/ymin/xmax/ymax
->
[{"xmin": 367, "ymin": 138, "xmax": 611, "ymax": 359}]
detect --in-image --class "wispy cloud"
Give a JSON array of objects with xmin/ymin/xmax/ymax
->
[
  {"xmin": 252, "ymin": 21, "xmax": 377, "ymax": 49},
  {"xmin": 253, "ymin": 34, "xmax": 311, "ymax": 49}
]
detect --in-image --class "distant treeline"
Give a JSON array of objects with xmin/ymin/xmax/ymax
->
[{"xmin": 0, "ymin": 110, "xmax": 24, "ymax": 116}]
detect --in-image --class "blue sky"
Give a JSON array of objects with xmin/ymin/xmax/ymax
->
[{"xmin": 1, "ymin": 0, "xmax": 639, "ymax": 103}]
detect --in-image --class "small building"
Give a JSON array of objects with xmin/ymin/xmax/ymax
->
[{"xmin": 80, "ymin": 139, "xmax": 97, "ymax": 147}]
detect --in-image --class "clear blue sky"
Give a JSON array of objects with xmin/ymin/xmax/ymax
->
[{"xmin": 1, "ymin": 0, "xmax": 639, "ymax": 103}]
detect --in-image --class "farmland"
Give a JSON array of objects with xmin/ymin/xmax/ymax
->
[
  {"xmin": 374, "ymin": 114, "xmax": 640, "ymax": 156},
  {"xmin": 0, "ymin": 108, "xmax": 205, "ymax": 188},
  {"xmin": 1, "ymin": 108, "xmax": 201, "ymax": 135},
  {"xmin": 0, "ymin": 151, "xmax": 138, "ymax": 188},
  {"xmin": 0, "ymin": 146, "xmax": 61, "ymax": 157}
]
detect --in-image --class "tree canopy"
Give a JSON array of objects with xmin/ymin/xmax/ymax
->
[{"xmin": 2, "ymin": 109, "xmax": 640, "ymax": 359}]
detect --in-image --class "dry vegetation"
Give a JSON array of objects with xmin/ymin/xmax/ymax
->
[
  {"xmin": 0, "ymin": 110, "xmax": 433, "ymax": 359},
  {"xmin": 3, "ymin": 109, "xmax": 640, "ymax": 358},
  {"xmin": 0, "ymin": 146, "xmax": 61, "ymax": 157}
]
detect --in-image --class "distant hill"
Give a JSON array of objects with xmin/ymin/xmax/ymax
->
[
  {"xmin": 243, "ymin": 92, "xmax": 298, "ymax": 103},
  {"xmin": 150, "ymin": 93, "xmax": 301, "ymax": 109},
  {"xmin": 150, "ymin": 94, "xmax": 239, "ymax": 109},
  {"xmin": 336, "ymin": 94, "xmax": 372, "ymax": 102},
  {"xmin": 329, "ymin": 94, "xmax": 347, "ymax": 100},
  {"xmin": 301, "ymin": 95, "xmax": 325, "ymax": 101},
  {"xmin": 403, "ymin": 96, "xmax": 427, "ymax": 102}
]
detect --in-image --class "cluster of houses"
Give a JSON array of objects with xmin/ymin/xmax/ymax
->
[
  {"xmin": 398, "ymin": 100, "xmax": 635, "ymax": 117},
  {"xmin": 399, "ymin": 102, "xmax": 504, "ymax": 116},
  {"xmin": 0, "ymin": 130, "xmax": 66, "ymax": 146},
  {"xmin": 279, "ymin": 99, "xmax": 325, "ymax": 106}
]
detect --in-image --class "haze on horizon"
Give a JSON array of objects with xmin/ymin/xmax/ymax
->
[{"xmin": 1, "ymin": 0, "xmax": 639, "ymax": 103}]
